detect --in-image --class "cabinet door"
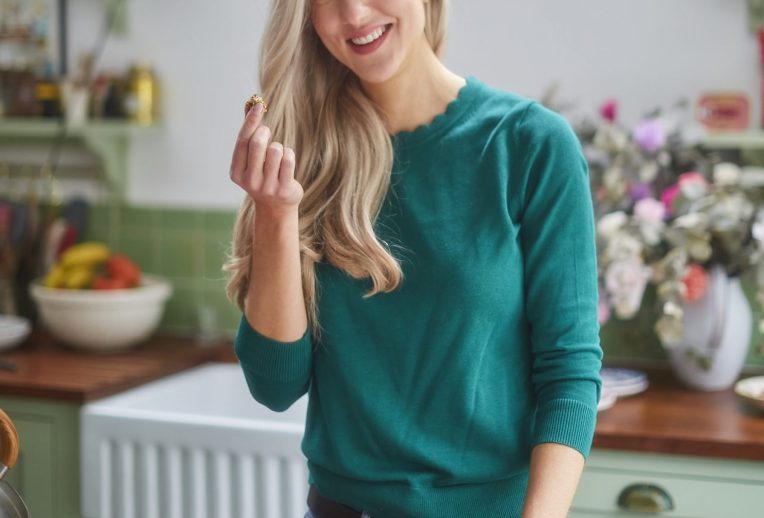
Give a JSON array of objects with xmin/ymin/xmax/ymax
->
[
  {"xmin": 572, "ymin": 449, "xmax": 764, "ymax": 518},
  {"xmin": 0, "ymin": 396, "xmax": 80, "ymax": 518},
  {"xmin": 2, "ymin": 414, "xmax": 55, "ymax": 517}
]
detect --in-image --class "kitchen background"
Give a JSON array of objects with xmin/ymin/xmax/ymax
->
[
  {"xmin": 2, "ymin": 0, "xmax": 764, "ymax": 363},
  {"xmin": 3, "ymin": 2, "xmax": 764, "ymax": 518}
]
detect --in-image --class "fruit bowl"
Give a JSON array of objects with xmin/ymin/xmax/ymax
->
[{"xmin": 29, "ymin": 274, "xmax": 173, "ymax": 352}]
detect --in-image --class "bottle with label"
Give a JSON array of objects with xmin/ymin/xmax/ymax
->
[
  {"xmin": 123, "ymin": 61, "xmax": 158, "ymax": 125},
  {"xmin": 34, "ymin": 60, "xmax": 61, "ymax": 117}
]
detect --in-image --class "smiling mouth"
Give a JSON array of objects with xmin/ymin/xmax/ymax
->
[{"xmin": 347, "ymin": 24, "xmax": 393, "ymax": 46}]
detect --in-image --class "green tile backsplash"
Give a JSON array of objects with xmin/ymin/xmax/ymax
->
[
  {"xmin": 83, "ymin": 203, "xmax": 239, "ymax": 339},
  {"xmin": 81, "ymin": 203, "xmax": 764, "ymax": 367}
]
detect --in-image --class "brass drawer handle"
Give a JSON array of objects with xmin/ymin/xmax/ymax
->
[{"xmin": 617, "ymin": 483, "xmax": 675, "ymax": 513}]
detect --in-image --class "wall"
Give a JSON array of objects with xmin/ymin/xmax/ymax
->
[
  {"xmin": 32, "ymin": 0, "xmax": 764, "ymax": 366},
  {"xmin": 56, "ymin": 0, "xmax": 759, "ymax": 207}
]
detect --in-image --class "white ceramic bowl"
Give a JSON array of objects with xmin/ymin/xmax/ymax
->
[
  {"xmin": 29, "ymin": 274, "xmax": 173, "ymax": 352},
  {"xmin": 0, "ymin": 315, "xmax": 31, "ymax": 351},
  {"xmin": 734, "ymin": 375, "xmax": 764, "ymax": 412}
]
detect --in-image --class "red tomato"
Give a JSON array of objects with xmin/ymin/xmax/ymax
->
[
  {"xmin": 106, "ymin": 254, "xmax": 141, "ymax": 286},
  {"xmin": 92, "ymin": 275, "xmax": 133, "ymax": 290},
  {"xmin": 92, "ymin": 276, "xmax": 112, "ymax": 290}
]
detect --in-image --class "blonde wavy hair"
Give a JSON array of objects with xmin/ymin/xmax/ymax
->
[{"xmin": 224, "ymin": 0, "xmax": 449, "ymax": 342}]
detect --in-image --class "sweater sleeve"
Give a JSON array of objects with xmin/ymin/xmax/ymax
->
[
  {"xmin": 516, "ymin": 102, "xmax": 603, "ymax": 460},
  {"xmin": 234, "ymin": 313, "xmax": 313, "ymax": 412}
]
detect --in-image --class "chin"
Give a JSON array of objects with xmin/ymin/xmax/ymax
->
[{"xmin": 349, "ymin": 63, "xmax": 403, "ymax": 86}]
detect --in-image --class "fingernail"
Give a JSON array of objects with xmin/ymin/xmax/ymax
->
[{"xmin": 253, "ymin": 102, "xmax": 264, "ymax": 116}]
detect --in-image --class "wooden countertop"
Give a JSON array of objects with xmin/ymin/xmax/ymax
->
[
  {"xmin": 2, "ymin": 333, "xmax": 763, "ymax": 461},
  {"xmin": 0, "ymin": 329, "xmax": 237, "ymax": 403},
  {"xmin": 594, "ymin": 365, "xmax": 764, "ymax": 461}
]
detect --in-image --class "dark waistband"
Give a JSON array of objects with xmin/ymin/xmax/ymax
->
[{"xmin": 307, "ymin": 484, "xmax": 366, "ymax": 518}]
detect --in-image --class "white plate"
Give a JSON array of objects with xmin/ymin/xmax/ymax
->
[
  {"xmin": 601, "ymin": 367, "xmax": 648, "ymax": 387},
  {"xmin": 0, "ymin": 314, "xmax": 31, "ymax": 351},
  {"xmin": 605, "ymin": 379, "xmax": 650, "ymax": 398},
  {"xmin": 597, "ymin": 391, "xmax": 617, "ymax": 412},
  {"xmin": 734, "ymin": 375, "xmax": 764, "ymax": 412}
]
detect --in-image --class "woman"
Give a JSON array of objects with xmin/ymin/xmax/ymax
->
[{"xmin": 224, "ymin": 1, "xmax": 603, "ymax": 517}]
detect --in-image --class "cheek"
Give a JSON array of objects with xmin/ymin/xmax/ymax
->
[{"xmin": 311, "ymin": 17, "xmax": 341, "ymax": 55}]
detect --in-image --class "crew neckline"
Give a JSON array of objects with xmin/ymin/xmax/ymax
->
[{"xmin": 389, "ymin": 75, "xmax": 481, "ymax": 148}]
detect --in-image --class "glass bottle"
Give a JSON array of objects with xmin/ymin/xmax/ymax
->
[{"xmin": 124, "ymin": 61, "xmax": 158, "ymax": 125}]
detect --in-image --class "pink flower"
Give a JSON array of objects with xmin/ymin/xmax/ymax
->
[
  {"xmin": 678, "ymin": 171, "xmax": 707, "ymax": 187},
  {"xmin": 600, "ymin": 99, "xmax": 618, "ymax": 123},
  {"xmin": 661, "ymin": 184, "xmax": 680, "ymax": 217},
  {"xmin": 634, "ymin": 120, "xmax": 665, "ymax": 153},
  {"xmin": 634, "ymin": 197, "xmax": 666, "ymax": 225},
  {"xmin": 682, "ymin": 264, "xmax": 708, "ymax": 302}
]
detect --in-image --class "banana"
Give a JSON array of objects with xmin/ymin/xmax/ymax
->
[
  {"xmin": 59, "ymin": 242, "xmax": 111, "ymax": 269},
  {"xmin": 63, "ymin": 266, "xmax": 95, "ymax": 289},
  {"xmin": 42, "ymin": 264, "xmax": 67, "ymax": 288}
]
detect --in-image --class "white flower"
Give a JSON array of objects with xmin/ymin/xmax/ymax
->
[
  {"xmin": 673, "ymin": 212, "xmax": 709, "ymax": 231},
  {"xmin": 597, "ymin": 211, "xmax": 628, "ymax": 240},
  {"xmin": 605, "ymin": 233, "xmax": 644, "ymax": 262},
  {"xmin": 604, "ymin": 257, "xmax": 652, "ymax": 319},
  {"xmin": 713, "ymin": 162, "xmax": 742, "ymax": 187},
  {"xmin": 753, "ymin": 212, "xmax": 764, "ymax": 252},
  {"xmin": 639, "ymin": 161, "xmax": 660, "ymax": 183}
]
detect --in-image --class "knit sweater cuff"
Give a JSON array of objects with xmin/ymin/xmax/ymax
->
[
  {"xmin": 234, "ymin": 313, "xmax": 312, "ymax": 382},
  {"xmin": 532, "ymin": 398, "xmax": 598, "ymax": 460}
]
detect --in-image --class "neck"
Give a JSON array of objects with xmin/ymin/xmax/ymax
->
[{"xmin": 360, "ymin": 38, "xmax": 466, "ymax": 135}]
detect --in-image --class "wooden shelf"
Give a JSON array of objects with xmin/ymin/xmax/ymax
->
[
  {"xmin": 0, "ymin": 117, "xmax": 159, "ymax": 199},
  {"xmin": 0, "ymin": 117, "xmax": 155, "ymax": 138},
  {"xmin": 699, "ymin": 131, "xmax": 764, "ymax": 150}
]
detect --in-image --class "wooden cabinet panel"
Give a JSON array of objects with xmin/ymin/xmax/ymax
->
[{"xmin": 0, "ymin": 396, "xmax": 80, "ymax": 518}]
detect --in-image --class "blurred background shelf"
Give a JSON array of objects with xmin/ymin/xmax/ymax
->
[
  {"xmin": 700, "ymin": 131, "xmax": 764, "ymax": 150},
  {"xmin": 0, "ymin": 117, "xmax": 156, "ymax": 137},
  {"xmin": 0, "ymin": 117, "xmax": 159, "ymax": 199}
]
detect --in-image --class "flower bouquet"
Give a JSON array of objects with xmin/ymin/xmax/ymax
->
[{"xmin": 574, "ymin": 98, "xmax": 764, "ymax": 370}]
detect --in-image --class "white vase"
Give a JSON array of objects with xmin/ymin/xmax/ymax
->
[{"xmin": 667, "ymin": 265, "xmax": 752, "ymax": 391}]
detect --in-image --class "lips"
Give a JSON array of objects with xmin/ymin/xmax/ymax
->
[{"xmin": 346, "ymin": 23, "xmax": 392, "ymax": 43}]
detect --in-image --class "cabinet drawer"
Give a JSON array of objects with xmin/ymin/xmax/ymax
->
[{"xmin": 573, "ymin": 468, "xmax": 764, "ymax": 517}]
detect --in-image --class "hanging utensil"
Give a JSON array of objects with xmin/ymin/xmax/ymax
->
[
  {"xmin": 42, "ymin": 218, "xmax": 69, "ymax": 274},
  {"xmin": 62, "ymin": 197, "xmax": 89, "ymax": 239},
  {"xmin": 0, "ymin": 408, "xmax": 30, "ymax": 518}
]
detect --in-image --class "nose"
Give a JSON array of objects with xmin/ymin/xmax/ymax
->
[{"xmin": 338, "ymin": 0, "xmax": 372, "ymax": 30}]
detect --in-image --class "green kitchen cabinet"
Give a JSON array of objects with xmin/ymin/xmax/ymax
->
[
  {"xmin": 571, "ymin": 448, "xmax": 764, "ymax": 517},
  {"xmin": 0, "ymin": 395, "xmax": 80, "ymax": 518}
]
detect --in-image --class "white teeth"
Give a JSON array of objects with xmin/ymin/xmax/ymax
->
[{"xmin": 351, "ymin": 25, "xmax": 387, "ymax": 46}]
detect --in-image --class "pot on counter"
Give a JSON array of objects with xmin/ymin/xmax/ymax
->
[{"xmin": 0, "ymin": 408, "xmax": 29, "ymax": 518}]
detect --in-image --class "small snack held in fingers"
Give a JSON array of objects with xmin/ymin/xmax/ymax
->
[{"xmin": 244, "ymin": 94, "xmax": 268, "ymax": 116}]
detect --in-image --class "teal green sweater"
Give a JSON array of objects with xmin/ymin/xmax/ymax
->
[{"xmin": 234, "ymin": 76, "xmax": 603, "ymax": 518}]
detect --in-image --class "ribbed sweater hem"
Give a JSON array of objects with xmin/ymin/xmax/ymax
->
[{"xmin": 307, "ymin": 461, "xmax": 528, "ymax": 518}]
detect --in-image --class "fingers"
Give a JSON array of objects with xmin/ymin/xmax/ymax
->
[
  {"xmin": 261, "ymin": 142, "xmax": 283, "ymax": 195},
  {"xmin": 279, "ymin": 147, "xmax": 296, "ymax": 183},
  {"xmin": 228, "ymin": 104, "xmax": 301, "ymax": 208},
  {"xmin": 229, "ymin": 103, "xmax": 266, "ymax": 180},
  {"xmin": 244, "ymin": 125, "xmax": 271, "ymax": 190}
]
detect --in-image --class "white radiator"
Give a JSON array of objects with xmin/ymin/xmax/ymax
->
[{"xmin": 80, "ymin": 363, "xmax": 310, "ymax": 518}]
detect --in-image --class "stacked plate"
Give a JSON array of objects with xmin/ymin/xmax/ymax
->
[
  {"xmin": 734, "ymin": 376, "xmax": 764, "ymax": 412},
  {"xmin": 598, "ymin": 367, "xmax": 649, "ymax": 412}
]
